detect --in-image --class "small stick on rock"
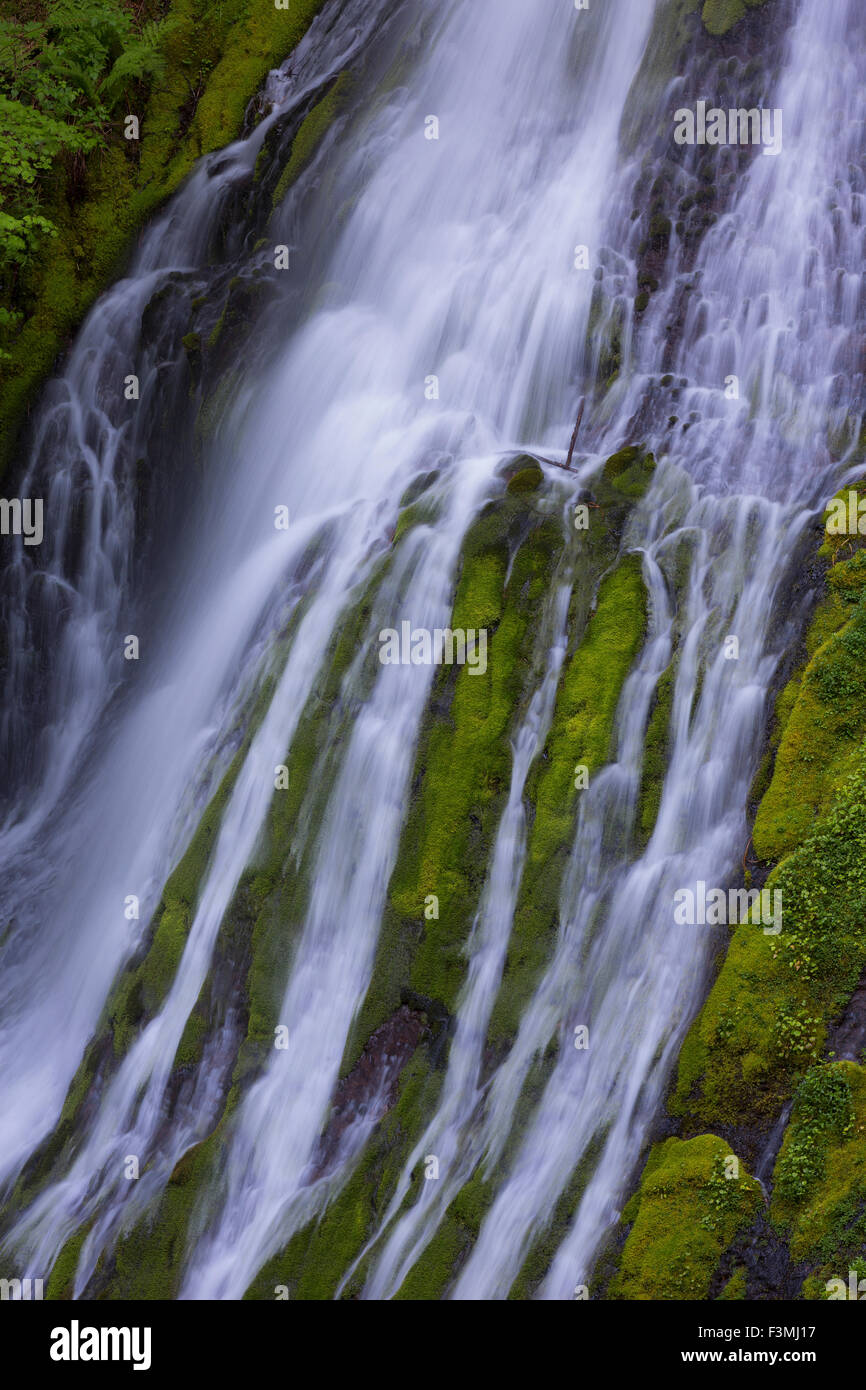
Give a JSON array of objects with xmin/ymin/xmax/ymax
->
[
  {"xmin": 534, "ymin": 399, "xmax": 588, "ymax": 472},
  {"xmin": 565, "ymin": 398, "xmax": 585, "ymax": 472}
]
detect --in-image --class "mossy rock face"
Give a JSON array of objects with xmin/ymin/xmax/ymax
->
[
  {"xmin": 0, "ymin": 0, "xmax": 332, "ymax": 476},
  {"xmin": 673, "ymin": 506, "xmax": 866, "ymax": 1136},
  {"xmin": 45, "ymin": 1227, "xmax": 92, "ymax": 1301},
  {"xmin": 98, "ymin": 1140, "xmax": 218, "ymax": 1299},
  {"xmin": 770, "ymin": 1062, "xmax": 866, "ymax": 1296},
  {"xmin": 506, "ymin": 463, "xmax": 544, "ymax": 495},
  {"xmin": 753, "ymin": 568, "xmax": 866, "ymax": 863},
  {"xmin": 637, "ymin": 660, "xmax": 675, "ymax": 847},
  {"xmin": 487, "ymin": 551, "xmax": 648, "ymax": 1044},
  {"xmin": 270, "ymin": 72, "xmax": 351, "ymax": 212},
  {"xmin": 242, "ymin": 1046, "xmax": 444, "ymax": 1300},
  {"xmin": 346, "ymin": 486, "xmax": 569, "ymax": 1064},
  {"xmin": 108, "ymin": 748, "xmax": 243, "ymax": 1055},
  {"xmin": 609, "ymin": 1135, "xmax": 761, "ymax": 1300},
  {"xmin": 600, "ymin": 445, "xmax": 656, "ymax": 500},
  {"xmin": 673, "ymin": 759, "xmax": 866, "ymax": 1131},
  {"xmin": 701, "ymin": 0, "xmax": 769, "ymax": 37}
]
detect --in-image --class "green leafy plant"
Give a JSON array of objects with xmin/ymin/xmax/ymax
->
[{"xmin": 0, "ymin": 2, "xmax": 172, "ymax": 278}]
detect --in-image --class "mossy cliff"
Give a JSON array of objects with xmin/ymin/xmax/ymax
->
[
  {"xmin": 608, "ymin": 1136, "xmax": 761, "ymax": 1300},
  {"xmin": 251, "ymin": 447, "xmax": 654, "ymax": 1298},
  {"xmin": 348, "ymin": 447, "xmax": 654, "ymax": 1066},
  {"xmin": 701, "ymin": 0, "xmax": 771, "ymax": 39},
  {"xmin": 25, "ymin": 446, "xmax": 655, "ymax": 1300},
  {"xmin": 674, "ymin": 499, "xmax": 866, "ymax": 1134},
  {"xmin": 0, "ymin": 0, "xmax": 331, "ymax": 476},
  {"xmin": 771, "ymin": 1062, "xmax": 866, "ymax": 1300},
  {"xmin": 606, "ymin": 486, "xmax": 866, "ymax": 1299}
]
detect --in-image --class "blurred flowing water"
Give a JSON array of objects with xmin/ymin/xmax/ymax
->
[{"xmin": 1, "ymin": 0, "xmax": 864, "ymax": 1298}]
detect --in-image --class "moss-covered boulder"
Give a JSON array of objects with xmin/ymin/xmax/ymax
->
[
  {"xmin": 701, "ymin": 0, "xmax": 770, "ymax": 38},
  {"xmin": 771, "ymin": 1062, "xmax": 866, "ymax": 1297},
  {"xmin": 610, "ymin": 1135, "xmax": 761, "ymax": 1299}
]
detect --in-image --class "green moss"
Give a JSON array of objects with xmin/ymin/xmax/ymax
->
[
  {"xmin": 717, "ymin": 1264, "xmax": 747, "ymax": 1299},
  {"xmin": 772, "ymin": 1063, "xmax": 855, "ymax": 1214},
  {"xmin": 102, "ymin": 1140, "xmax": 216, "ymax": 1299},
  {"xmin": 601, "ymin": 445, "xmax": 656, "ymax": 500},
  {"xmin": 341, "ymin": 491, "xmax": 570, "ymax": 1069},
  {"xmin": 770, "ymin": 1062, "xmax": 866, "ymax": 1291},
  {"xmin": 674, "ymin": 756, "xmax": 866, "ymax": 1130},
  {"xmin": 229, "ymin": 575, "xmax": 390, "ymax": 1091},
  {"xmin": 753, "ymin": 586, "xmax": 866, "ymax": 862},
  {"xmin": 388, "ymin": 1168, "xmax": 497, "ymax": 1300},
  {"xmin": 609, "ymin": 1136, "xmax": 760, "ymax": 1299},
  {"xmin": 45, "ymin": 1226, "xmax": 92, "ymax": 1301},
  {"xmin": 637, "ymin": 661, "xmax": 675, "ymax": 846},
  {"xmin": 701, "ymin": 0, "xmax": 769, "ymax": 37},
  {"xmin": 506, "ymin": 463, "xmax": 544, "ymax": 495},
  {"xmin": 172, "ymin": 1003, "xmax": 208, "ymax": 1070},
  {"xmin": 0, "ymin": 0, "xmax": 330, "ymax": 475},
  {"xmin": 391, "ymin": 1220, "xmax": 466, "ymax": 1300},
  {"xmin": 270, "ymin": 73, "xmax": 350, "ymax": 212},
  {"xmin": 242, "ymin": 1047, "xmax": 444, "ymax": 1299},
  {"xmin": 672, "ymin": 522, "xmax": 866, "ymax": 1130},
  {"xmin": 488, "ymin": 552, "xmax": 647, "ymax": 1043},
  {"xmin": 404, "ymin": 534, "xmax": 550, "ymax": 1008},
  {"xmin": 533, "ymin": 555, "xmax": 646, "ymax": 859},
  {"xmin": 344, "ymin": 446, "xmax": 654, "ymax": 1067},
  {"xmin": 107, "ymin": 749, "xmax": 242, "ymax": 1055}
]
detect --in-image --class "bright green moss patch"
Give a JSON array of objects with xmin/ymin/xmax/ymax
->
[
  {"xmin": 0, "ymin": 0, "xmax": 329, "ymax": 474},
  {"xmin": 609, "ymin": 1136, "xmax": 760, "ymax": 1300},
  {"xmin": 753, "ymin": 582, "xmax": 866, "ymax": 863},
  {"xmin": 717, "ymin": 1264, "xmax": 747, "ymax": 1299},
  {"xmin": 389, "ymin": 1168, "xmax": 496, "ymax": 1300},
  {"xmin": 45, "ymin": 1225, "xmax": 92, "ymax": 1301},
  {"xmin": 637, "ymin": 660, "xmax": 675, "ymax": 846},
  {"xmin": 405, "ymin": 532, "xmax": 552, "ymax": 1009},
  {"xmin": 673, "ymin": 511, "xmax": 866, "ymax": 1133},
  {"xmin": 771, "ymin": 1063, "xmax": 866, "ymax": 1289},
  {"xmin": 674, "ymin": 757, "xmax": 866, "ymax": 1130},
  {"xmin": 506, "ymin": 463, "xmax": 544, "ymax": 495},
  {"xmin": 346, "ymin": 493, "xmax": 568, "ymax": 1063},
  {"xmin": 601, "ymin": 445, "xmax": 657, "ymax": 500},
  {"xmin": 773, "ymin": 1063, "xmax": 855, "ymax": 1214},
  {"xmin": 107, "ymin": 749, "xmax": 242, "ymax": 1055},
  {"xmin": 701, "ymin": 0, "xmax": 769, "ymax": 37},
  {"xmin": 529, "ymin": 554, "xmax": 647, "ymax": 867},
  {"xmin": 487, "ymin": 552, "xmax": 647, "ymax": 1044}
]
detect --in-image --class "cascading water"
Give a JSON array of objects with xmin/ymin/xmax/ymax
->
[
  {"xmin": 451, "ymin": 0, "xmax": 866, "ymax": 1299},
  {"xmin": 0, "ymin": 0, "xmax": 400, "ymax": 1206},
  {"xmin": 1, "ymin": 0, "xmax": 864, "ymax": 1304}
]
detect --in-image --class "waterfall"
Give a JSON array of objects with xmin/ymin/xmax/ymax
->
[
  {"xmin": 1, "ymin": 0, "xmax": 864, "ymax": 1301},
  {"xmin": 0, "ymin": 0, "xmax": 400, "ymax": 1203}
]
